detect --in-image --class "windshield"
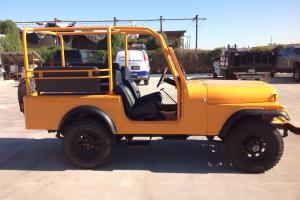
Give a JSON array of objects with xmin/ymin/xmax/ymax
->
[{"xmin": 81, "ymin": 51, "xmax": 100, "ymax": 63}]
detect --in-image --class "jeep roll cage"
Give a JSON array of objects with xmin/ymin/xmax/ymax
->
[{"xmin": 22, "ymin": 26, "xmax": 186, "ymax": 119}]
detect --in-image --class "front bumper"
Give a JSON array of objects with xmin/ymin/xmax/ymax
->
[
  {"xmin": 284, "ymin": 123, "xmax": 300, "ymax": 135},
  {"xmin": 272, "ymin": 115, "xmax": 300, "ymax": 135},
  {"xmin": 130, "ymin": 71, "xmax": 149, "ymax": 80}
]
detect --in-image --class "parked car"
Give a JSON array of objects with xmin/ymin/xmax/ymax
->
[
  {"xmin": 115, "ymin": 49, "xmax": 150, "ymax": 85},
  {"xmin": 51, "ymin": 49, "xmax": 102, "ymax": 66},
  {"xmin": 275, "ymin": 46, "xmax": 300, "ymax": 82}
]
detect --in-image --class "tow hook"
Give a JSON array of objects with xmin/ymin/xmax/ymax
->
[{"xmin": 284, "ymin": 123, "xmax": 300, "ymax": 135}]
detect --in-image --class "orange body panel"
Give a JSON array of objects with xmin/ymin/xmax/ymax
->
[{"xmin": 24, "ymin": 79, "xmax": 284, "ymax": 136}]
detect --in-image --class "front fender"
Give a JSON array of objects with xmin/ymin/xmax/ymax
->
[{"xmin": 219, "ymin": 109, "xmax": 287, "ymax": 138}]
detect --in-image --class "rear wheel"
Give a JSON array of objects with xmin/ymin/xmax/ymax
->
[
  {"xmin": 18, "ymin": 78, "xmax": 27, "ymax": 112},
  {"xmin": 293, "ymin": 65, "xmax": 300, "ymax": 82},
  {"xmin": 225, "ymin": 120, "xmax": 283, "ymax": 173},
  {"xmin": 223, "ymin": 70, "xmax": 236, "ymax": 80},
  {"xmin": 144, "ymin": 79, "xmax": 149, "ymax": 85},
  {"xmin": 135, "ymin": 80, "xmax": 141, "ymax": 85},
  {"xmin": 64, "ymin": 120, "xmax": 115, "ymax": 169},
  {"xmin": 213, "ymin": 73, "xmax": 218, "ymax": 79},
  {"xmin": 18, "ymin": 78, "xmax": 36, "ymax": 112}
]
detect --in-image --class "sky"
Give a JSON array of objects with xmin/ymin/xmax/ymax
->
[{"xmin": 0, "ymin": 0, "xmax": 299, "ymax": 49}]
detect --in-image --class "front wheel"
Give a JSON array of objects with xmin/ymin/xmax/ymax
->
[
  {"xmin": 293, "ymin": 66, "xmax": 300, "ymax": 82},
  {"xmin": 225, "ymin": 120, "xmax": 283, "ymax": 173},
  {"xmin": 144, "ymin": 79, "xmax": 149, "ymax": 85},
  {"xmin": 64, "ymin": 120, "xmax": 115, "ymax": 169}
]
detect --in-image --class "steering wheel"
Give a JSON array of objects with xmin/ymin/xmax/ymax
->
[{"xmin": 157, "ymin": 67, "xmax": 168, "ymax": 88}]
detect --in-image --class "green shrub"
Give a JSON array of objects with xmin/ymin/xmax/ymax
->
[
  {"xmin": 0, "ymin": 20, "xmax": 22, "ymax": 52},
  {"xmin": 33, "ymin": 46, "xmax": 61, "ymax": 63}
]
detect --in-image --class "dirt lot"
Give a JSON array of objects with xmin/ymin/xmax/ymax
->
[{"xmin": 0, "ymin": 75, "xmax": 300, "ymax": 200}]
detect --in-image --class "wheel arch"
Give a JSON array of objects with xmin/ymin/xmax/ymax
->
[
  {"xmin": 59, "ymin": 105, "xmax": 117, "ymax": 135},
  {"xmin": 293, "ymin": 61, "xmax": 300, "ymax": 68},
  {"xmin": 219, "ymin": 109, "xmax": 284, "ymax": 138}
]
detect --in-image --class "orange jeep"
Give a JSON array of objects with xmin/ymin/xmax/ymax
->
[{"xmin": 18, "ymin": 26, "xmax": 300, "ymax": 173}]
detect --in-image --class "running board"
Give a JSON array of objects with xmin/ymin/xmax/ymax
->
[{"xmin": 126, "ymin": 140, "xmax": 151, "ymax": 145}]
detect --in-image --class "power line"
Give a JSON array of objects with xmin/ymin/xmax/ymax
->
[{"xmin": 15, "ymin": 16, "xmax": 207, "ymax": 49}]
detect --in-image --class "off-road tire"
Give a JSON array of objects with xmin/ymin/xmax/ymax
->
[
  {"xmin": 223, "ymin": 71, "xmax": 236, "ymax": 80},
  {"xmin": 225, "ymin": 120, "xmax": 283, "ymax": 173},
  {"xmin": 213, "ymin": 73, "xmax": 218, "ymax": 79},
  {"xmin": 64, "ymin": 120, "xmax": 115, "ymax": 169},
  {"xmin": 135, "ymin": 80, "xmax": 141, "ymax": 85},
  {"xmin": 18, "ymin": 78, "xmax": 36, "ymax": 112},
  {"xmin": 144, "ymin": 79, "xmax": 149, "ymax": 85},
  {"xmin": 18, "ymin": 78, "xmax": 27, "ymax": 112},
  {"xmin": 293, "ymin": 65, "xmax": 300, "ymax": 82}
]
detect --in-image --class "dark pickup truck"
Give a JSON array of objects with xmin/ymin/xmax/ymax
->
[
  {"xmin": 50, "ymin": 49, "xmax": 103, "ymax": 66},
  {"xmin": 214, "ymin": 45, "xmax": 300, "ymax": 82}
]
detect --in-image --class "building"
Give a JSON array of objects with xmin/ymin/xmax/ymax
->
[{"xmin": 161, "ymin": 30, "xmax": 186, "ymax": 47}]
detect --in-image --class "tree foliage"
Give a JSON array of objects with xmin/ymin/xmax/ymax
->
[
  {"xmin": 98, "ymin": 34, "xmax": 124, "ymax": 53},
  {"xmin": 0, "ymin": 20, "xmax": 22, "ymax": 52},
  {"xmin": 33, "ymin": 46, "xmax": 61, "ymax": 63}
]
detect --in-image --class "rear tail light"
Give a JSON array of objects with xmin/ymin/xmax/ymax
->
[{"xmin": 142, "ymin": 51, "xmax": 148, "ymax": 61}]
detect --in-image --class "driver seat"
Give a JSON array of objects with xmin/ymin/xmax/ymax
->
[{"xmin": 120, "ymin": 67, "xmax": 162, "ymax": 103}]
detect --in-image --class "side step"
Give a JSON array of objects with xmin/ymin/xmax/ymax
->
[
  {"xmin": 125, "ymin": 136, "xmax": 151, "ymax": 145},
  {"xmin": 126, "ymin": 140, "xmax": 151, "ymax": 145}
]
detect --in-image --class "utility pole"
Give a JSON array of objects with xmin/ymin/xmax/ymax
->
[
  {"xmin": 195, "ymin": 15, "xmax": 199, "ymax": 49},
  {"xmin": 195, "ymin": 15, "xmax": 206, "ymax": 49},
  {"xmin": 113, "ymin": 17, "xmax": 117, "ymax": 26},
  {"xmin": 160, "ymin": 16, "xmax": 163, "ymax": 32}
]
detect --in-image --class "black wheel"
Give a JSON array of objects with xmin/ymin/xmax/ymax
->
[
  {"xmin": 213, "ymin": 73, "xmax": 218, "ymax": 79},
  {"xmin": 18, "ymin": 78, "xmax": 36, "ymax": 112},
  {"xmin": 270, "ymin": 71, "xmax": 275, "ymax": 78},
  {"xmin": 64, "ymin": 120, "xmax": 115, "ymax": 169},
  {"xmin": 225, "ymin": 120, "xmax": 283, "ymax": 173},
  {"xmin": 293, "ymin": 66, "xmax": 300, "ymax": 82},
  {"xmin": 135, "ymin": 80, "xmax": 141, "ymax": 85},
  {"xmin": 144, "ymin": 79, "xmax": 149, "ymax": 85},
  {"xmin": 18, "ymin": 78, "xmax": 27, "ymax": 112},
  {"xmin": 223, "ymin": 70, "xmax": 236, "ymax": 80}
]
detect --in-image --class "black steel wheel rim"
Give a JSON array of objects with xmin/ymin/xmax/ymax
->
[
  {"xmin": 241, "ymin": 135, "xmax": 269, "ymax": 160},
  {"xmin": 72, "ymin": 131, "xmax": 103, "ymax": 161},
  {"xmin": 295, "ymin": 68, "xmax": 300, "ymax": 80}
]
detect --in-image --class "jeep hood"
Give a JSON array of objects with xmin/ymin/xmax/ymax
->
[{"xmin": 189, "ymin": 80, "xmax": 278, "ymax": 104}]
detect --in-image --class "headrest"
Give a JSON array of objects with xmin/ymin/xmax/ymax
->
[
  {"xmin": 114, "ymin": 70, "xmax": 123, "ymax": 85},
  {"xmin": 120, "ymin": 67, "xmax": 130, "ymax": 81}
]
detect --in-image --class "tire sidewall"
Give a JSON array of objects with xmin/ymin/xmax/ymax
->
[
  {"xmin": 226, "ymin": 121, "xmax": 283, "ymax": 173},
  {"xmin": 64, "ymin": 121, "xmax": 114, "ymax": 169},
  {"xmin": 293, "ymin": 66, "xmax": 300, "ymax": 82}
]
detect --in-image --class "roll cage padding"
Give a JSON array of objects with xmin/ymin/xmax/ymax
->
[
  {"xmin": 59, "ymin": 106, "xmax": 116, "ymax": 134},
  {"xmin": 219, "ymin": 109, "xmax": 285, "ymax": 138}
]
